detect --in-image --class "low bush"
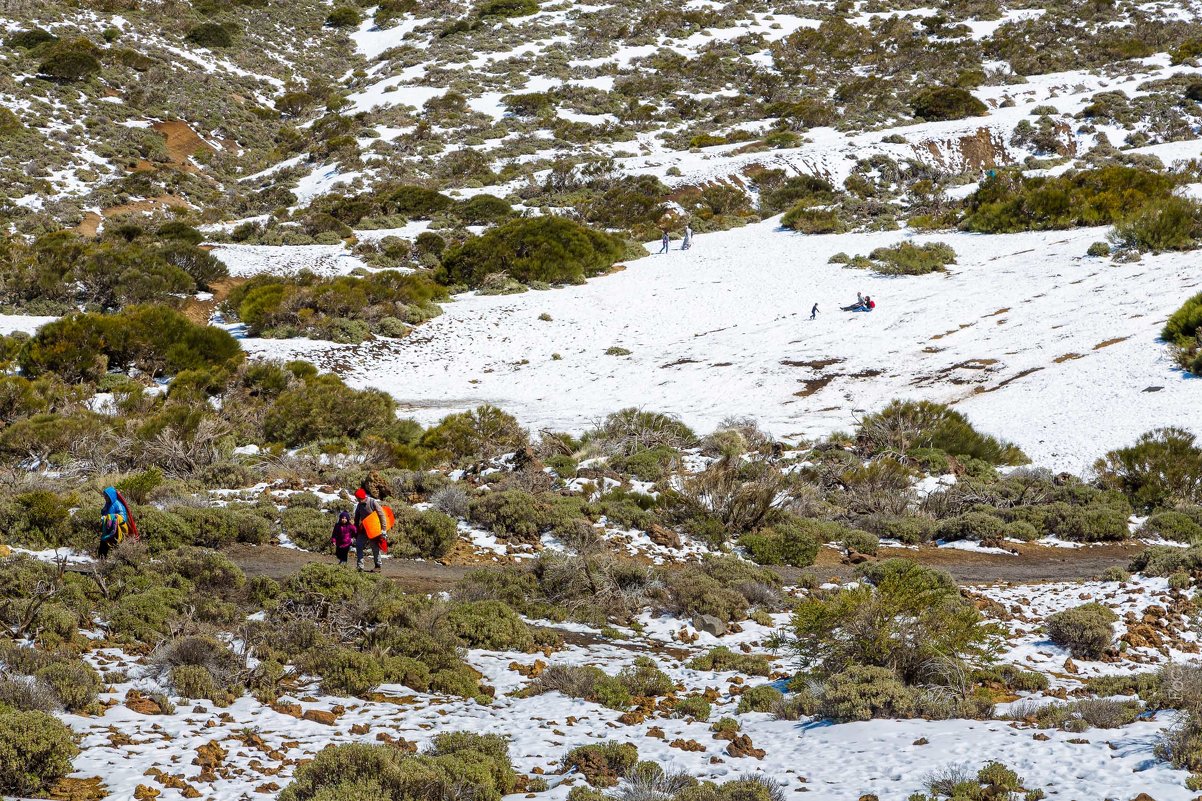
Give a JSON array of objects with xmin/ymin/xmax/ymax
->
[
  {"xmin": 439, "ymin": 217, "xmax": 625, "ymax": 289},
  {"xmin": 1110, "ymin": 196, "xmax": 1202, "ymax": 253},
  {"xmin": 737, "ymin": 684, "xmax": 783, "ymax": 713},
  {"xmin": 1096, "ymin": 427, "xmax": 1202, "ymax": 510},
  {"xmin": 0, "ymin": 709, "xmax": 79, "ymax": 796},
  {"xmin": 441, "ymin": 600, "xmax": 533, "ymax": 651},
  {"xmin": 687, "ymin": 646, "xmax": 772, "ymax": 676},
  {"xmin": 397, "ymin": 508, "xmax": 458, "ymax": 557},
  {"xmin": 857, "ymin": 400, "xmax": 1027, "ymax": 465},
  {"xmin": 21, "ymin": 306, "xmax": 243, "ymax": 383},
  {"xmin": 674, "ymin": 696, "xmax": 712, "ymax": 720},
  {"xmin": 562, "ymin": 741, "xmax": 638, "ymax": 788},
  {"xmin": 326, "ymin": 6, "xmax": 362, "ymax": 27},
  {"xmin": 935, "ymin": 511, "xmax": 1005, "ymax": 542},
  {"xmin": 863, "ymin": 242, "xmax": 956, "ymax": 275},
  {"xmin": 1046, "ymin": 603, "xmax": 1116, "ymax": 659},
  {"xmin": 1163, "ymin": 292, "xmax": 1202, "ymax": 376},
  {"xmin": 962, "ymin": 166, "xmax": 1181, "ymax": 235},
  {"xmin": 911, "ymin": 87, "xmax": 987, "ymax": 121},
  {"xmin": 793, "ymin": 559, "xmax": 996, "ymax": 682},
  {"xmin": 278, "ymin": 735, "xmax": 517, "ymax": 801},
  {"xmin": 1143, "ymin": 511, "xmax": 1202, "ymax": 543}
]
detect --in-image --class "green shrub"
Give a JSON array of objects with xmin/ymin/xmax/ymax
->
[
  {"xmin": 793, "ymin": 560, "xmax": 995, "ymax": 681},
  {"xmin": 962, "ymin": 166, "xmax": 1180, "ymax": 234},
  {"xmin": 863, "ymin": 242, "xmax": 956, "ymax": 275},
  {"xmin": 1110, "ymin": 196, "xmax": 1202, "ymax": 253},
  {"xmin": 422, "ymin": 405, "xmax": 528, "ymax": 464},
  {"xmin": 314, "ymin": 648, "xmax": 385, "ymax": 697},
  {"xmin": 687, "ymin": 646, "xmax": 772, "ymax": 676},
  {"xmin": 857, "ymin": 400, "xmax": 1027, "ymax": 465},
  {"xmin": 326, "ymin": 6, "xmax": 362, "ymax": 27},
  {"xmin": 21, "ymin": 306, "xmax": 242, "ymax": 383},
  {"xmin": 1096, "ymin": 427, "xmax": 1202, "ymax": 510},
  {"xmin": 1100, "ymin": 565, "xmax": 1131, "ymax": 582},
  {"xmin": 738, "ymin": 519, "xmax": 821, "ymax": 567},
  {"xmin": 674, "ymin": 696, "xmax": 712, "ymax": 720},
  {"xmin": 561, "ymin": 741, "xmax": 638, "ymax": 788},
  {"xmin": 0, "ymin": 709, "xmax": 78, "ymax": 796},
  {"xmin": 263, "ymin": 374, "xmax": 395, "ymax": 447},
  {"xmin": 439, "ymin": 217, "xmax": 625, "ymax": 288},
  {"xmin": 780, "ymin": 205, "xmax": 845, "ymax": 234},
  {"xmin": 109, "ymin": 585, "xmax": 187, "ymax": 642},
  {"xmin": 186, "ymin": 22, "xmax": 235, "ymax": 47},
  {"xmin": 1087, "ymin": 241, "xmax": 1111, "ymax": 257},
  {"xmin": 441, "ymin": 600, "xmax": 534, "ymax": 650},
  {"xmin": 38, "ymin": 39, "xmax": 101, "ymax": 81},
  {"xmin": 1144, "ymin": 511, "xmax": 1202, "ymax": 543},
  {"xmin": 935, "ymin": 511, "xmax": 1005, "ymax": 542},
  {"xmin": 737, "ymin": 684, "xmax": 783, "ymax": 713},
  {"xmin": 817, "ymin": 664, "xmax": 916, "ymax": 722},
  {"xmin": 457, "ymin": 195, "xmax": 514, "ymax": 224},
  {"xmin": 398, "ymin": 509, "xmax": 458, "ymax": 557},
  {"xmin": 1163, "ymin": 292, "xmax": 1202, "ymax": 376},
  {"xmin": 843, "ymin": 529, "xmax": 879, "ymax": 555},
  {"xmin": 1046, "ymin": 603, "xmax": 1116, "ymax": 659},
  {"xmin": 911, "ymin": 86, "xmax": 987, "ymax": 121},
  {"xmin": 278, "ymin": 736, "xmax": 517, "ymax": 801}
]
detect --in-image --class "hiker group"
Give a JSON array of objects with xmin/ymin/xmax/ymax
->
[
  {"xmin": 332, "ymin": 487, "xmax": 395, "ymax": 572},
  {"xmin": 97, "ymin": 483, "xmax": 395, "ymax": 573},
  {"xmin": 658, "ymin": 223, "xmax": 693, "ymax": 253}
]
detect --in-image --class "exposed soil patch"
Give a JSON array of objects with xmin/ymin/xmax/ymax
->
[
  {"xmin": 153, "ymin": 120, "xmax": 215, "ymax": 170},
  {"xmin": 73, "ymin": 195, "xmax": 191, "ymax": 238},
  {"xmin": 180, "ymin": 277, "xmax": 245, "ymax": 326},
  {"xmin": 930, "ymin": 322, "xmax": 975, "ymax": 340},
  {"xmin": 660, "ymin": 358, "xmax": 700, "ymax": 369},
  {"xmin": 795, "ymin": 375, "xmax": 835, "ymax": 397},
  {"xmin": 973, "ymin": 366, "xmax": 1045, "ymax": 393},
  {"xmin": 1054, "ymin": 353, "xmax": 1084, "ymax": 363},
  {"xmin": 1093, "ymin": 336, "xmax": 1129, "ymax": 350},
  {"xmin": 781, "ymin": 358, "xmax": 843, "ymax": 370},
  {"xmin": 983, "ymin": 308, "xmax": 1010, "ymax": 318}
]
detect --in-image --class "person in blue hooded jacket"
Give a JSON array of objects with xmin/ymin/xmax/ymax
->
[{"xmin": 99, "ymin": 487, "xmax": 138, "ymax": 558}]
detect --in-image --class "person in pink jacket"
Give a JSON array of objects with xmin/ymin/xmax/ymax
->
[{"xmin": 330, "ymin": 510, "xmax": 356, "ymax": 565}]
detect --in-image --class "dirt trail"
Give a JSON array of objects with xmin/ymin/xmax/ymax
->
[
  {"xmin": 181, "ymin": 276, "xmax": 245, "ymax": 326},
  {"xmin": 226, "ymin": 540, "xmax": 1149, "ymax": 593}
]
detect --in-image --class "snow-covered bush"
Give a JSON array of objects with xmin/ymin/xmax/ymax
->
[{"xmin": 1045, "ymin": 603, "xmax": 1116, "ymax": 659}]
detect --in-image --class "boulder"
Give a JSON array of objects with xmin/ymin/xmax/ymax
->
[{"xmin": 692, "ymin": 614, "xmax": 726, "ymax": 637}]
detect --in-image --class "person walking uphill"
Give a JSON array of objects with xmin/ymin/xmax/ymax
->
[
  {"xmin": 99, "ymin": 486, "xmax": 138, "ymax": 559},
  {"xmin": 330, "ymin": 510, "xmax": 356, "ymax": 566},
  {"xmin": 353, "ymin": 487, "xmax": 387, "ymax": 572},
  {"xmin": 658, "ymin": 229, "xmax": 670, "ymax": 254}
]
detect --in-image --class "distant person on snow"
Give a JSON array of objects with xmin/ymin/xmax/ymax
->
[
  {"xmin": 682, "ymin": 224, "xmax": 693, "ymax": 250},
  {"xmin": 841, "ymin": 294, "xmax": 875, "ymax": 312},
  {"xmin": 810, "ymin": 303, "xmax": 819, "ymax": 320},
  {"xmin": 330, "ymin": 510, "xmax": 356, "ymax": 566},
  {"xmin": 99, "ymin": 486, "xmax": 138, "ymax": 559},
  {"xmin": 659, "ymin": 230, "xmax": 670, "ymax": 254},
  {"xmin": 353, "ymin": 487, "xmax": 388, "ymax": 572}
]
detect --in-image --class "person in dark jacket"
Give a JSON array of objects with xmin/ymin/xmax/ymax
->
[
  {"xmin": 658, "ymin": 230, "xmax": 670, "ymax": 254},
  {"xmin": 353, "ymin": 487, "xmax": 387, "ymax": 572},
  {"xmin": 330, "ymin": 511, "xmax": 356, "ymax": 565}
]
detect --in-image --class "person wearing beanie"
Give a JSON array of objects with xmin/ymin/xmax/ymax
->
[{"xmin": 353, "ymin": 487, "xmax": 387, "ymax": 572}]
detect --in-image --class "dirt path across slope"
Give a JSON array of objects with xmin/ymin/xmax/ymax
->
[{"xmin": 225, "ymin": 540, "xmax": 1149, "ymax": 593}]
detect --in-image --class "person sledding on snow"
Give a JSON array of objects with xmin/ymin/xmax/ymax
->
[
  {"xmin": 353, "ymin": 487, "xmax": 389, "ymax": 572},
  {"xmin": 99, "ymin": 486, "xmax": 138, "ymax": 559},
  {"xmin": 841, "ymin": 293, "xmax": 876, "ymax": 312}
]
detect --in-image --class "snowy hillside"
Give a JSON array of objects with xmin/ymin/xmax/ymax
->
[{"xmin": 237, "ymin": 217, "xmax": 1200, "ymax": 472}]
